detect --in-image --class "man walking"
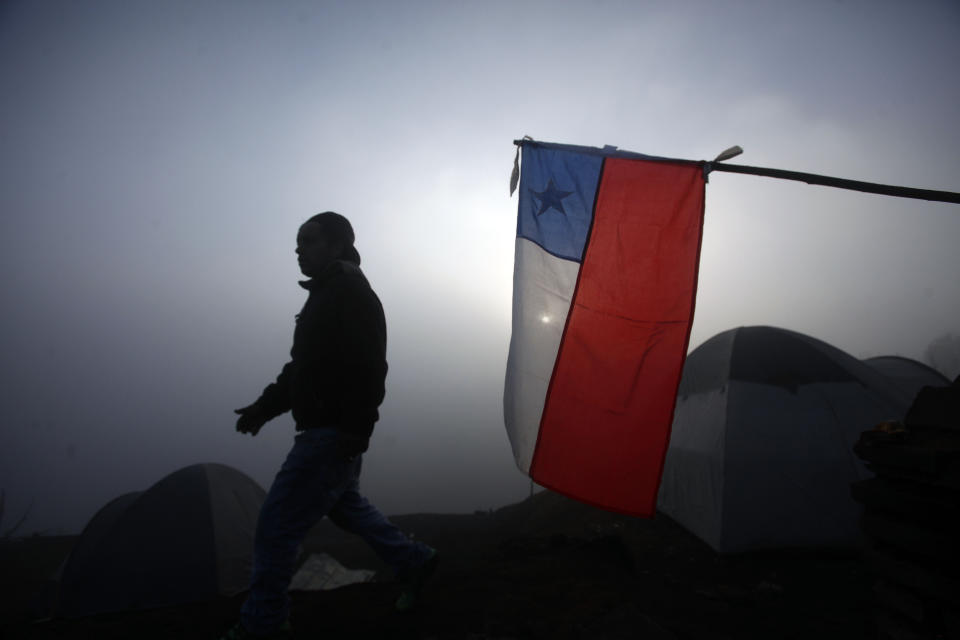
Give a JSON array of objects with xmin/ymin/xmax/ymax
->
[{"xmin": 223, "ymin": 212, "xmax": 437, "ymax": 640}]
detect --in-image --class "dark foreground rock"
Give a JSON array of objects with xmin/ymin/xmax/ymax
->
[{"xmin": 852, "ymin": 380, "xmax": 960, "ymax": 640}]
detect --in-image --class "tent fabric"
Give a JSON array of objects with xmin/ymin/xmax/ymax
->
[
  {"xmin": 51, "ymin": 491, "xmax": 142, "ymax": 583},
  {"xmin": 657, "ymin": 326, "xmax": 914, "ymax": 553},
  {"xmin": 679, "ymin": 325, "xmax": 865, "ymax": 396},
  {"xmin": 863, "ymin": 355, "xmax": 950, "ymax": 402},
  {"xmin": 57, "ymin": 463, "xmax": 265, "ymax": 617}
]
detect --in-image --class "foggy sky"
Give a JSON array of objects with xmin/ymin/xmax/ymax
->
[{"xmin": 2, "ymin": 0, "xmax": 958, "ymax": 535}]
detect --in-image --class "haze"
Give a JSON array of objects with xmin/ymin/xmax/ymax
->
[{"xmin": 2, "ymin": 0, "xmax": 958, "ymax": 535}]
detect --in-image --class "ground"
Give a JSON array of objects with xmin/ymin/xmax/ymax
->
[{"xmin": 1, "ymin": 491, "xmax": 874, "ymax": 639}]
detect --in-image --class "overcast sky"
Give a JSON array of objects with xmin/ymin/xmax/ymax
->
[{"xmin": 2, "ymin": 0, "xmax": 958, "ymax": 535}]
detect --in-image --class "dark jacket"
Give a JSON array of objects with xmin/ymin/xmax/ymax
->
[{"xmin": 254, "ymin": 260, "xmax": 387, "ymax": 452}]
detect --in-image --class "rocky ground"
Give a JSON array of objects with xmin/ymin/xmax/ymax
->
[{"xmin": 1, "ymin": 490, "xmax": 874, "ymax": 639}]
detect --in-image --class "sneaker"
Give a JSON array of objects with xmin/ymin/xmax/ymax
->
[
  {"xmin": 395, "ymin": 547, "xmax": 439, "ymax": 612},
  {"xmin": 219, "ymin": 619, "xmax": 292, "ymax": 640}
]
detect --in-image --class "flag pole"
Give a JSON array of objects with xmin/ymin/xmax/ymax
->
[
  {"xmin": 706, "ymin": 162, "xmax": 960, "ymax": 205},
  {"xmin": 512, "ymin": 139, "xmax": 960, "ymax": 205}
]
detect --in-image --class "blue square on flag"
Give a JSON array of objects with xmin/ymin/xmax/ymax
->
[{"xmin": 517, "ymin": 146, "xmax": 603, "ymax": 262}]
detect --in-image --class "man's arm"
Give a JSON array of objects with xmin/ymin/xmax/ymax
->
[{"xmin": 235, "ymin": 362, "xmax": 295, "ymax": 436}]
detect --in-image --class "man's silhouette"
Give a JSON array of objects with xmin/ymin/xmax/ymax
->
[{"xmin": 223, "ymin": 212, "xmax": 437, "ymax": 639}]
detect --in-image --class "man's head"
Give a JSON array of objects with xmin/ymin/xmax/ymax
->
[{"xmin": 296, "ymin": 211, "xmax": 361, "ymax": 277}]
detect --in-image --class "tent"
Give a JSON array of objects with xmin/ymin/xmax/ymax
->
[
  {"xmin": 863, "ymin": 355, "xmax": 950, "ymax": 401},
  {"xmin": 657, "ymin": 326, "xmax": 913, "ymax": 553},
  {"xmin": 57, "ymin": 463, "xmax": 265, "ymax": 617}
]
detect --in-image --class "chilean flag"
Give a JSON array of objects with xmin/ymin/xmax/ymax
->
[{"xmin": 504, "ymin": 140, "xmax": 706, "ymax": 517}]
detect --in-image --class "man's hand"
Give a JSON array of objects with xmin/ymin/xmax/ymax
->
[{"xmin": 235, "ymin": 404, "xmax": 268, "ymax": 436}]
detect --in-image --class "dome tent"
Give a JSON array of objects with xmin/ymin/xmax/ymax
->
[
  {"xmin": 863, "ymin": 355, "xmax": 950, "ymax": 401},
  {"xmin": 657, "ymin": 326, "xmax": 913, "ymax": 553},
  {"xmin": 57, "ymin": 463, "xmax": 265, "ymax": 617}
]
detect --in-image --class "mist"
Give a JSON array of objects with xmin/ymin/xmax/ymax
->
[{"xmin": 2, "ymin": 0, "xmax": 958, "ymax": 535}]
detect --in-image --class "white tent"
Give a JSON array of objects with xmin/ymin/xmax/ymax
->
[
  {"xmin": 57, "ymin": 463, "xmax": 265, "ymax": 617},
  {"xmin": 657, "ymin": 326, "xmax": 913, "ymax": 553}
]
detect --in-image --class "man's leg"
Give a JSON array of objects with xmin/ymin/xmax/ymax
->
[
  {"xmin": 327, "ymin": 458, "xmax": 434, "ymax": 574},
  {"xmin": 240, "ymin": 430, "xmax": 355, "ymax": 635}
]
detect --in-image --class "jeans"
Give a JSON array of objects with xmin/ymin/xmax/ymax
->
[{"xmin": 240, "ymin": 428, "xmax": 432, "ymax": 634}]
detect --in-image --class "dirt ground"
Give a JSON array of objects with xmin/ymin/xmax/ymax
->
[{"xmin": 1, "ymin": 491, "xmax": 875, "ymax": 639}]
